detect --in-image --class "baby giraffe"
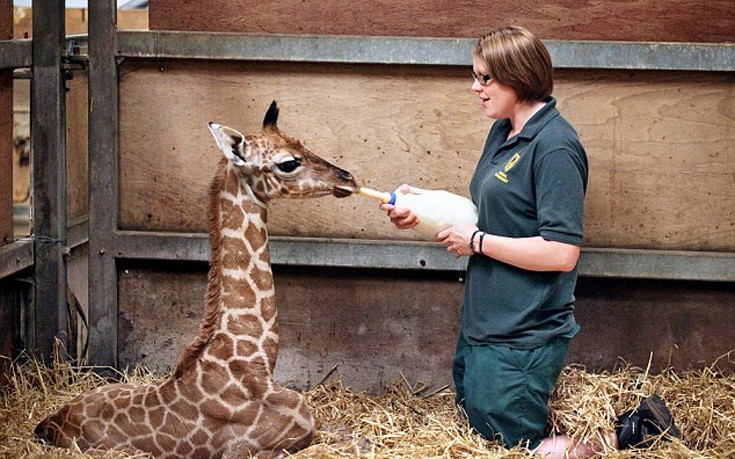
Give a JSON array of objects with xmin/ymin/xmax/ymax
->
[{"xmin": 35, "ymin": 101, "xmax": 358, "ymax": 458}]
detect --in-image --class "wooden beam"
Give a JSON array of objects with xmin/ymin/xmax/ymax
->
[
  {"xmin": 31, "ymin": 0, "xmax": 69, "ymax": 362},
  {"xmin": 148, "ymin": 0, "xmax": 735, "ymax": 44},
  {"xmin": 0, "ymin": 0, "xmax": 14, "ymax": 386},
  {"xmin": 87, "ymin": 0, "xmax": 119, "ymax": 368},
  {"xmin": 0, "ymin": 0, "xmax": 12, "ymax": 247}
]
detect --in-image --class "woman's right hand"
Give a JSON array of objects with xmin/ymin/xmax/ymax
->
[
  {"xmin": 380, "ymin": 184, "xmax": 418, "ymax": 229},
  {"xmin": 380, "ymin": 202, "xmax": 419, "ymax": 230}
]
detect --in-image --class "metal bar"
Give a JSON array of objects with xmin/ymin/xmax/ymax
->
[
  {"xmin": 1, "ymin": 36, "xmax": 85, "ymax": 71},
  {"xmin": 31, "ymin": 0, "xmax": 68, "ymax": 362},
  {"xmin": 271, "ymin": 237, "xmax": 469, "ymax": 272},
  {"xmin": 550, "ymin": 41, "xmax": 735, "ymax": 72},
  {"xmin": 0, "ymin": 240, "xmax": 33, "ymax": 279},
  {"xmin": 578, "ymin": 248, "xmax": 735, "ymax": 282},
  {"xmin": 115, "ymin": 231, "xmax": 210, "ymax": 261},
  {"xmin": 114, "ymin": 233, "xmax": 735, "ymax": 282},
  {"xmin": 114, "ymin": 232, "xmax": 470, "ymax": 271},
  {"xmin": 0, "ymin": 39, "xmax": 31, "ymax": 70},
  {"xmin": 87, "ymin": 0, "xmax": 119, "ymax": 368},
  {"xmin": 116, "ymin": 31, "xmax": 735, "ymax": 72}
]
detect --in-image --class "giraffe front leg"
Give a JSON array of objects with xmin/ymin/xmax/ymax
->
[
  {"xmin": 221, "ymin": 444, "xmax": 287, "ymax": 459},
  {"xmin": 252, "ymin": 450, "xmax": 290, "ymax": 459},
  {"xmin": 222, "ymin": 428, "xmax": 314, "ymax": 459}
]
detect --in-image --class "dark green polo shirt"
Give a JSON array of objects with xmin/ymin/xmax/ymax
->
[{"xmin": 463, "ymin": 97, "xmax": 588, "ymax": 349}]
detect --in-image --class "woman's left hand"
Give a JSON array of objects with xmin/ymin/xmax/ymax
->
[{"xmin": 437, "ymin": 225, "xmax": 479, "ymax": 258}]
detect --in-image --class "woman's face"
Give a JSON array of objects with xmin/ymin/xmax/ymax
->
[{"xmin": 471, "ymin": 56, "xmax": 519, "ymax": 120}]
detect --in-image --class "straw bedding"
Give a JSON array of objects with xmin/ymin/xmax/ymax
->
[{"xmin": 1, "ymin": 355, "xmax": 733, "ymax": 458}]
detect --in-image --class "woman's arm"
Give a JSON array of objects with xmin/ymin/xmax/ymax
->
[
  {"xmin": 438, "ymin": 226, "xmax": 580, "ymax": 272},
  {"xmin": 477, "ymin": 233, "xmax": 580, "ymax": 272}
]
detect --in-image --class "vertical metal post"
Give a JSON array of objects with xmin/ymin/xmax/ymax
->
[
  {"xmin": 87, "ymin": 0, "xmax": 119, "ymax": 368},
  {"xmin": 31, "ymin": 0, "xmax": 68, "ymax": 361}
]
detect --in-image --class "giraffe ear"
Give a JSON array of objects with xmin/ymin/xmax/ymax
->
[
  {"xmin": 208, "ymin": 122, "xmax": 250, "ymax": 166},
  {"xmin": 262, "ymin": 100, "xmax": 279, "ymax": 131}
]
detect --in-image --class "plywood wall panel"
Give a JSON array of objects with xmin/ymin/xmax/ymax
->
[
  {"xmin": 119, "ymin": 61, "xmax": 484, "ymax": 238},
  {"xmin": 119, "ymin": 60, "xmax": 734, "ymax": 251},
  {"xmin": 148, "ymin": 0, "xmax": 734, "ymax": 43},
  {"xmin": 571, "ymin": 278, "xmax": 735, "ymax": 374},
  {"xmin": 117, "ymin": 264, "xmax": 735, "ymax": 391}
]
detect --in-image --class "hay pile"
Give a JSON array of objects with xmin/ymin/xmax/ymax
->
[{"xmin": 1, "ymin": 356, "xmax": 733, "ymax": 459}]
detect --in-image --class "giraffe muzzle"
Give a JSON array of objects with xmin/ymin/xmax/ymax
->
[{"xmin": 333, "ymin": 185, "xmax": 356, "ymax": 198}]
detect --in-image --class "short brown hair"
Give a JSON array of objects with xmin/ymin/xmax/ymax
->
[{"xmin": 473, "ymin": 26, "xmax": 554, "ymax": 103}]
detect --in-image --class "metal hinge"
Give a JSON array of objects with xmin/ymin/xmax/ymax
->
[
  {"xmin": 61, "ymin": 39, "xmax": 88, "ymax": 82},
  {"xmin": 12, "ymin": 39, "xmax": 89, "ymax": 80}
]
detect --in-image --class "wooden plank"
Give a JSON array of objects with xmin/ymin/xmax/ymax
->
[
  {"xmin": 87, "ymin": 0, "xmax": 121, "ymax": 369},
  {"xmin": 1, "ymin": 0, "xmax": 12, "ymax": 246},
  {"xmin": 0, "ymin": 0, "xmax": 8, "ymax": 40},
  {"xmin": 0, "ymin": 282, "xmax": 15, "ymax": 386},
  {"xmin": 66, "ymin": 73, "xmax": 88, "ymax": 221},
  {"xmin": 31, "ymin": 0, "xmax": 68, "ymax": 363},
  {"xmin": 0, "ymin": 0, "xmax": 13, "ymax": 386},
  {"xmin": 149, "ymin": 0, "xmax": 735, "ymax": 43},
  {"xmin": 0, "ymin": 73, "xmax": 10, "ymax": 246},
  {"xmin": 119, "ymin": 60, "xmax": 734, "ymax": 251}
]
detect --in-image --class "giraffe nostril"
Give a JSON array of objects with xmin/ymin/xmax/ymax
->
[{"xmin": 335, "ymin": 168, "xmax": 354, "ymax": 181}]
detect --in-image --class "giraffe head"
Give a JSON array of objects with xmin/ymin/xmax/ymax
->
[{"xmin": 208, "ymin": 101, "xmax": 357, "ymax": 202}]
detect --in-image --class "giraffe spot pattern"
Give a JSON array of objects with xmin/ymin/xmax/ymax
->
[
  {"xmin": 207, "ymin": 334, "xmax": 235, "ymax": 361},
  {"xmin": 226, "ymin": 312, "xmax": 264, "ymax": 338}
]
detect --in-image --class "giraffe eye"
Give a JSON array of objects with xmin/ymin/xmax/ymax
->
[{"xmin": 276, "ymin": 158, "xmax": 301, "ymax": 173}]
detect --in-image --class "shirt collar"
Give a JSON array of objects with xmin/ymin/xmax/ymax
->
[
  {"xmin": 497, "ymin": 96, "xmax": 559, "ymax": 146},
  {"xmin": 516, "ymin": 96, "xmax": 558, "ymax": 140}
]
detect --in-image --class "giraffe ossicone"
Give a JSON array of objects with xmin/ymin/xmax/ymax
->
[{"xmin": 34, "ymin": 101, "xmax": 359, "ymax": 458}]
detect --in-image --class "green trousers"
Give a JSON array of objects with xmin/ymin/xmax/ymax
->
[{"xmin": 452, "ymin": 333, "xmax": 571, "ymax": 449}]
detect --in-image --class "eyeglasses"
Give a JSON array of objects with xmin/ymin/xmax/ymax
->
[{"xmin": 471, "ymin": 70, "xmax": 492, "ymax": 86}]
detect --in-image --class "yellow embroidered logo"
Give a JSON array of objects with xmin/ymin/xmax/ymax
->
[{"xmin": 494, "ymin": 152, "xmax": 521, "ymax": 184}]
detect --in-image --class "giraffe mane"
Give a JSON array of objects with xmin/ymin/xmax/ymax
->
[{"xmin": 172, "ymin": 157, "xmax": 228, "ymax": 379}]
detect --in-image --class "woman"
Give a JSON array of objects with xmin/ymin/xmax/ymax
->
[{"xmin": 382, "ymin": 26, "xmax": 679, "ymax": 457}]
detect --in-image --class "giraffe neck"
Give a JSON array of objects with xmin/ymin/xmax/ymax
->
[
  {"xmin": 200, "ymin": 160, "xmax": 279, "ymax": 376},
  {"xmin": 172, "ymin": 160, "xmax": 279, "ymax": 379}
]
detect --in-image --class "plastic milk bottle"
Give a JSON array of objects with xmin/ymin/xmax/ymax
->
[{"xmin": 358, "ymin": 184, "xmax": 478, "ymax": 238}]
